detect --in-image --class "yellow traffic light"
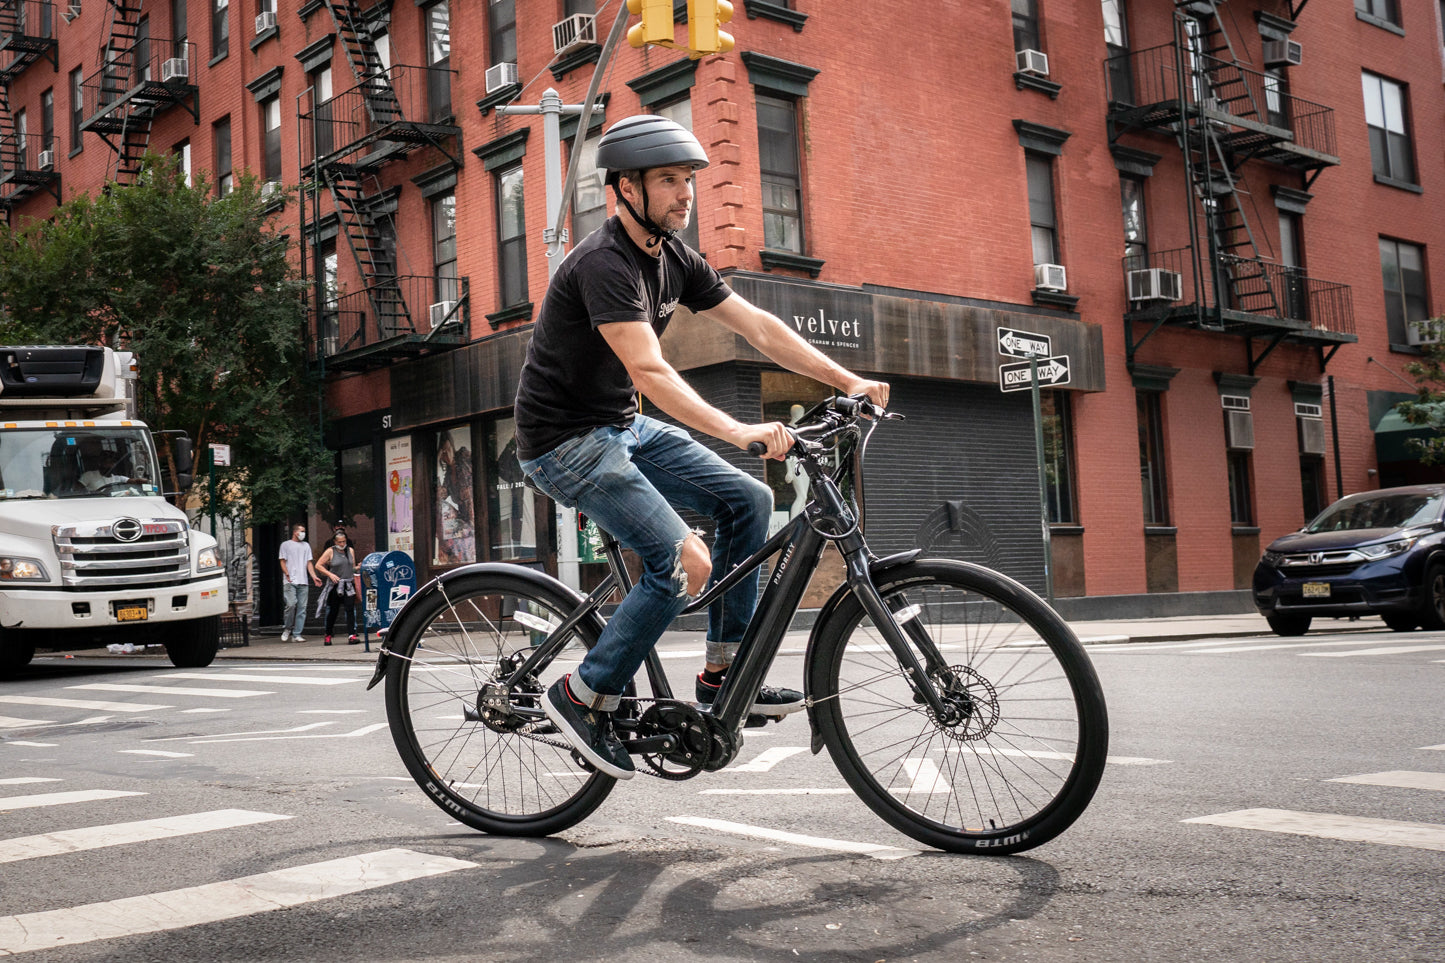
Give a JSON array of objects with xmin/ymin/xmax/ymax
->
[
  {"xmin": 687, "ymin": 0, "xmax": 735, "ymax": 56},
  {"xmin": 627, "ymin": 0, "xmax": 676, "ymax": 49}
]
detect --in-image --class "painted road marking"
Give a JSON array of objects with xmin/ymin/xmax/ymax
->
[
  {"xmin": 0, "ymin": 695, "xmax": 170, "ymax": 713},
  {"xmin": 0, "ymin": 848, "xmax": 477, "ymax": 955},
  {"xmin": 699, "ymin": 788, "xmax": 853, "ymax": 795},
  {"xmin": 298, "ymin": 710, "xmax": 368, "ymax": 715},
  {"xmin": 187, "ymin": 724, "xmax": 386, "ymax": 744},
  {"xmin": 0, "ymin": 715, "xmax": 53, "ymax": 729},
  {"xmin": 669, "ymin": 816, "xmax": 918, "ymax": 860},
  {"xmin": 3, "ymin": 742, "xmax": 56, "ymax": 748},
  {"xmin": 1, "ymin": 790, "xmax": 144, "ymax": 812},
  {"xmin": 1301, "ymin": 645, "xmax": 1445, "ymax": 658},
  {"xmin": 1190, "ymin": 639, "xmax": 1445, "ymax": 655},
  {"xmin": 948, "ymin": 746, "xmax": 1170, "ymax": 766},
  {"xmin": 151, "ymin": 722, "xmax": 336, "ymax": 742},
  {"xmin": 1183, "ymin": 808, "xmax": 1445, "ymax": 852},
  {"xmin": 70, "ymin": 684, "xmax": 272, "ymax": 699},
  {"xmin": 1328, "ymin": 771, "xmax": 1445, "ymax": 792},
  {"xmin": 0, "ymin": 809, "xmax": 291, "ymax": 864},
  {"xmin": 159, "ymin": 673, "xmax": 357, "ymax": 686},
  {"xmin": 118, "ymin": 749, "xmax": 194, "ymax": 759},
  {"xmin": 726, "ymin": 747, "xmax": 808, "ymax": 773}
]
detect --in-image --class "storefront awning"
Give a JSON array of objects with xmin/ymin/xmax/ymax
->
[{"xmin": 1374, "ymin": 403, "xmax": 1445, "ymax": 462}]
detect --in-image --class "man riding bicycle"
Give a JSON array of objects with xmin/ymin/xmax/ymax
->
[{"xmin": 514, "ymin": 115, "xmax": 888, "ymax": 779}]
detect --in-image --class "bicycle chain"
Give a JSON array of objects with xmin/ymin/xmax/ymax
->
[{"xmin": 503, "ymin": 694, "xmax": 711, "ymax": 781}]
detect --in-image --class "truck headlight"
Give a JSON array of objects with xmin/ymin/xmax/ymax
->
[
  {"xmin": 196, "ymin": 547, "xmax": 221, "ymax": 572},
  {"xmin": 0, "ymin": 557, "xmax": 49, "ymax": 581}
]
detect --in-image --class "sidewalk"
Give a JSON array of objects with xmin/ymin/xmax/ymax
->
[{"xmin": 198, "ymin": 612, "xmax": 1381, "ymax": 664}]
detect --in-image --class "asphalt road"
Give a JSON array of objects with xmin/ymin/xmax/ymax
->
[{"xmin": 1, "ymin": 626, "xmax": 1442, "ymax": 962}]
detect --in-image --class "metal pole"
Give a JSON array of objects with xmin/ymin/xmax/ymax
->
[
  {"xmin": 208, "ymin": 447, "xmax": 218, "ymax": 538},
  {"xmin": 1328, "ymin": 374, "xmax": 1343, "ymax": 500},
  {"xmin": 1030, "ymin": 355, "xmax": 1054, "ymax": 602}
]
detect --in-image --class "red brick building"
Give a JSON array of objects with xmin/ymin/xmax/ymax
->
[{"xmin": 4, "ymin": 0, "xmax": 1442, "ymax": 618}]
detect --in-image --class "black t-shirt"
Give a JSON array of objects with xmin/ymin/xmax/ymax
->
[{"xmin": 513, "ymin": 217, "xmax": 731, "ymax": 461}]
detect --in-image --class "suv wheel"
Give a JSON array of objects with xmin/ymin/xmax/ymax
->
[
  {"xmin": 1381, "ymin": 613, "xmax": 1419, "ymax": 632},
  {"xmin": 1420, "ymin": 564, "xmax": 1445, "ymax": 630},
  {"xmin": 1266, "ymin": 613, "xmax": 1311, "ymax": 637}
]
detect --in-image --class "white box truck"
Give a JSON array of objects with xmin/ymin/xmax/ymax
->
[{"xmin": 0, "ymin": 346, "xmax": 228, "ymax": 674}]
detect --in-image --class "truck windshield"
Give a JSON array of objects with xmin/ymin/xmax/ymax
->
[{"xmin": 0, "ymin": 428, "xmax": 163, "ymax": 500}]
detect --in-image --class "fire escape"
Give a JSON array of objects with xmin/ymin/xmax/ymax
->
[
  {"xmin": 0, "ymin": 0, "xmax": 60, "ymax": 210},
  {"xmin": 298, "ymin": 0, "xmax": 466, "ymax": 372},
  {"xmin": 77, "ymin": 0, "xmax": 197, "ymax": 184},
  {"xmin": 1107, "ymin": 0, "xmax": 1355, "ymax": 374}
]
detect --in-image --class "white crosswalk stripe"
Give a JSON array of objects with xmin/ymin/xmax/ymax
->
[
  {"xmin": 1327, "ymin": 771, "xmax": 1445, "ymax": 792},
  {"xmin": 0, "ymin": 694, "xmax": 170, "ymax": 713},
  {"xmin": 1183, "ymin": 808, "xmax": 1445, "ymax": 852},
  {"xmin": 0, "ymin": 809, "xmax": 291, "ymax": 864},
  {"xmin": 0, "ymin": 848, "xmax": 477, "ymax": 955},
  {"xmin": 1, "ymin": 789, "xmax": 145, "ymax": 812},
  {"xmin": 69, "ymin": 683, "xmax": 273, "ymax": 699},
  {"xmin": 159, "ymin": 672, "xmax": 358, "ymax": 686}
]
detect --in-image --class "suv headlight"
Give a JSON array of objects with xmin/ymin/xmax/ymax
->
[
  {"xmin": 1357, "ymin": 536, "xmax": 1417, "ymax": 560},
  {"xmin": 0, "ymin": 556, "xmax": 49, "ymax": 581},
  {"xmin": 196, "ymin": 546, "xmax": 221, "ymax": 572},
  {"xmin": 1261, "ymin": 550, "xmax": 1284, "ymax": 566}
]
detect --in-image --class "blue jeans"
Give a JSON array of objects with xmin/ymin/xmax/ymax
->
[
  {"xmin": 282, "ymin": 582, "xmax": 309, "ymax": 636},
  {"xmin": 520, "ymin": 416, "xmax": 773, "ymax": 711}
]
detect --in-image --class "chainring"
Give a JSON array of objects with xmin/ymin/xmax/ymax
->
[{"xmin": 637, "ymin": 701, "xmax": 714, "ymax": 779}]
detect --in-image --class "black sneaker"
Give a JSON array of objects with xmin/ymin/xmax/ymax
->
[
  {"xmin": 542, "ymin": 676, "xmax": 634, "ymax": 780},
  {"xmin": 696, "ymin": 674, "xmax": 806, "ymax": 716}
]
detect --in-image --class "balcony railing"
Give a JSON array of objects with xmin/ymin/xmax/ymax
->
[
  {"xmin": 1105, "ymin": 44, "xmax": 1338, "ymax": 164},
  {"xmin": 299, "ymin": 65, "xmax": 458, "ymax": 171},
  {"xmin": 0, "ymin": 0, "xmax": 57, "ymax": 74},
  {"xmin": 1124, "ymin": 247, "xmax": 1354, "ymax": 338},
  {"xmin": 79, "ymin": 39, "xmax": 197, "ymax": 133},
  {"xmin": 307, "ymin": 274, "xmax": 469, "ymax": 368},
  {"xmin": 0, "ymin": 133, "xmax": 58, "ymax": 185}
]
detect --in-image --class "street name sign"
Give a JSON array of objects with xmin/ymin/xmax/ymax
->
[
  {"xmin": 997, "ymin": 327, "xmax": 1052, "ymax": 359},
  {"xmin": 999, "ymin": 356, "xmax": 1072, "ymax": 392}
]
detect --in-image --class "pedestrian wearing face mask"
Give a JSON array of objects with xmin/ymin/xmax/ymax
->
[
  {"xmin": 313, "ymin": 528, "xmax": 362, "ymax": 645},
  {"xmin": 277, "ymin": 523, "xmax": 319, "ymax": 642}
]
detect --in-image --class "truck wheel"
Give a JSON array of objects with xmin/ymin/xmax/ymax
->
[
  {"xmin": 1266, "ymin": 613, "xmax": 1311, "ymax": 637},
  {"xmin": 165, "ymin": 616, "xmax": 221, "ymax": 668},
  {"xmin": 0, "ymin": 630, "xmax": 36, "ymax": 676}
]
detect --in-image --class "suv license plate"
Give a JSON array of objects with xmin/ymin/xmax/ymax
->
[
  {"xmin": 1301, "ymin": 582, "xmax": 1330, "ymax": 598},
  {"xmin": 115, "ymin": 605, "xmax": 148, "ymax": 622}
]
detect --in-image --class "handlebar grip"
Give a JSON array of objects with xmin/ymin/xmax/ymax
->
[{"xmin": 746, "ymin": 441, "xmax": 768, "ymax": 457}]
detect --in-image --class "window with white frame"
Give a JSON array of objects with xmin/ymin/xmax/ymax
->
[
  {"xmin": 497, "ymin": 166, "xmax": 527, "ymax": 308},
  {"xmin": 757, "ymin": 95, "xmax": 803, "ymax": 254},
  {"xmin": 1362, "ymin": 72, "xmax": 1416, "ymax": 184}
]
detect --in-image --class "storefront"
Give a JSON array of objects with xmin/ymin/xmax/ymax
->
[{"xmin": 341, "ymin": 273, "xmax": 1105, "ymax": 600}]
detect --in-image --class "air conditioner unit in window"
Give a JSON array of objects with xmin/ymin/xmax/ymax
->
[
  {"xmin": 1127, "ymin": 268, "xmax": 1183, "ymax": 303},
  {"xmin": 63, "ymin": 3, "xmax": 82, "ymax": 23},
  {"xmin": 1262, "ymin": 39, "xmax": 1302, "ymax": 68},
  {"xmin": 1293, "ymin": 402, "xmax": 1323, "ymax": 419},
  {"xmin": 260, "ymin": 180, "xmax": 282, "ymax": 201},
  {"xmin": 36, "ymin": 149, "xmax": 54, "ymax": 171},
  {"xmin": 429, "ymin": 301, "xmax": 458, "ymax": 329},
  {"xmin": 1225, "ymin": 408, "xmax": 1255, "ymax": 450},
  {"xmin": 1298, "ymin": 417, "xmax": 1325, "ymax": 455},
  {"xmin": 1406, "ymin": 320, "xmax": 1442, "ymax": 346},
  {"xmin": 484, "ymin": 62, "xmax": 519, "ymax": 95},
  {"xmin": 160, "ymin": 57, "xmax": 189, "ymax": 83},
  {"xmin": 1033, "ymin": 263, "xmax": 1067, "ymax": 292},
  {"xmin": 255, "ymin": 11, "xmax": 277, "ymax": 35},
  {"xmin": 1015, "ymin": 48, "xmax": 1049, "ymax": 77},
  {"xmin": 552, "ymin": 13, "xmax": 596, "ymax": 54}
]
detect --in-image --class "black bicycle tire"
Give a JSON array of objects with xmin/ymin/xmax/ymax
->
[
  {"xmin": 808, "ymin": 558, "xmax": 1108, "ymax": 855},
  {"xmin": 384, "ymin": 570, "xmax": 616, "ymax": 836}
]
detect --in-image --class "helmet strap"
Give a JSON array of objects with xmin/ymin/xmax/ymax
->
[{"xmin": 615, "ymin": 179, "xmax": 674, "ymax": 249}]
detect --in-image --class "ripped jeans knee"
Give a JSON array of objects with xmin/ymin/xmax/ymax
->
[{"xmin": 672, "ymin": 528, "xmax": 711, "ymax": 598}]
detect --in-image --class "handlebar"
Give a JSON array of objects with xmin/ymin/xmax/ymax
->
[{"xmin": 745, "ymin": 394, "xmax": 893, "ymax": 458}]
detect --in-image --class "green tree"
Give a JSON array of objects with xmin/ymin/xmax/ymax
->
[
  {"xmin": 1396, "ymin": 315, "xmax": 1445, "ymax": 464},
  {"xmin": 0, "ymin": 156, "xmax": 332, "ymax": 523}
]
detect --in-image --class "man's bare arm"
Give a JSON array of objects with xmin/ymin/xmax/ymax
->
[
  {"xmin": 598, "ymin": 321, "xmax": 792, "ymax": 458},
  {"xmin": 699, "ymin": 293, "xmax": 890, "ymax": 408}
]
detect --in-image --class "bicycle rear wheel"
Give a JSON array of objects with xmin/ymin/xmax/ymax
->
[
  {"xmin": 384, "ymin": 570, "xmax": 615, "ymax": 836},
  {"xmin": 808, "ymin": 559, "xmax": 1107, "ymax": 854}
]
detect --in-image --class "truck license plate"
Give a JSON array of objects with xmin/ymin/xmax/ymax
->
[
  {"xmin": 1301, "ymin": 582, "xmax": 1330, "ymax": 598},
  {"xmin": 115, "ymin": 605, "xmax": 148, "ymax": 622}
]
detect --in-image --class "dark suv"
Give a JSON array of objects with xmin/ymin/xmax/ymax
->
[{"xmin": 1253, "ymin": 485, "xmax": 1445, "ymax": 636}]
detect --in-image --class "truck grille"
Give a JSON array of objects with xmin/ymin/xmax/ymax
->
[{"xmin": 54, "ymin": 518, "xmax": 191, "ymax": 587}]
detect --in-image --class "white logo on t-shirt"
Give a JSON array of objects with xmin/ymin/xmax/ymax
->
[{"xmin": 657, "ymin": 297, "xmax": 680, "ymax": 319}]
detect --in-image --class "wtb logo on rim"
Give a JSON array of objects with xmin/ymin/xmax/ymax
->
[{"xmin": 111, "ymin": 517, "xmax": 143, "ymax": 542}]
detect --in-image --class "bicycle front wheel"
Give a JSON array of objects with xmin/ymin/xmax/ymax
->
[
  {"xmin": 384, "ymin": 570, "xmax": 615, "ymax": 836},
  {"xmin": 808, "ymin": 559, "xmax": 1108, "ymax": 854}
]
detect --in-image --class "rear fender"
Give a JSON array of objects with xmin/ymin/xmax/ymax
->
[
  {"xmin": 802, "ymin": 550, "xmax": 922, "ymax": 752},
  {"xmin": 366, "ymin": 562, "xmax": 595, "ymax": 691}
]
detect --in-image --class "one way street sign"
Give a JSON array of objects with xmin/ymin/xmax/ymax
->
[
  {"xmin": 997, "ymin": 327, "xmax": 1052, "ymax": 359},
  {"xmin": 999, "ymin": 356, "xmax": 1071, "ymax": 392}
]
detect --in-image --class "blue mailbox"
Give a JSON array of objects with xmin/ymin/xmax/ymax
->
[{"xmin": 360, "ymin": 551, "xmax": 417, "ymax": 635}]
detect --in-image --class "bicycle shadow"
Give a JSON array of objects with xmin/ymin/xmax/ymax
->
[{"xmin": 423, "ymin": 832, "xmax": 1064, "ymax": 962}]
